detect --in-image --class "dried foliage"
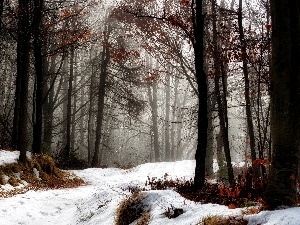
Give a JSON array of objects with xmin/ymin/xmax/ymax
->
[
  {"xmin": 55, "ymin": 150, "xmax": 89, "ymax": 170},
  {"xmin": 198, "ymin": 215, "xmax": 248, "ymax": 225},
  {"xmin": 113, "ymin": 161, "xmax": 134, "ymax": 170},
  {"xmin": 0, "ymin": 154, "xmax": 85, "ymax": 198},
  {"xmin": 115, "ymin": 190, "xmax": 150, "ymax": 225},
  {"xmin": 146, "ymin": 170, "xmax": 267, "ymax": 209},
  {"xmin": 136, "ymin": 211, "xmax": 151, "ymax": 225},
  {"xmin": 163, "ymin": 205, "xmax": 184, "ymax": 219}
]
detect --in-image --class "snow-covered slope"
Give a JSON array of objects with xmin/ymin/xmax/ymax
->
[{"xmin": 0, "ymin": 150, "xmax": 299, "ymax": 225}]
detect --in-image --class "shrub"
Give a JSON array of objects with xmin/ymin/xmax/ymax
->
[
  {"xmin": 146, "ymin": 168, "xmax": 268, "ymax": 208},
  {"xmin": 198, "ymin": 215, "xmax": 247, "ymax": 225},
  {"xmin": 163, "ymin": 205, "xmax": 184, "ymax": 219},
  {"xmin": 0, "ymin": 153, "xmax": 85, "ymax": 198},
  {"xmin": 115, "ymin": 191, "xmax": 150, "ymax": 225}
]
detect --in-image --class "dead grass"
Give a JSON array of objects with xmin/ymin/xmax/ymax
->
[
  {"xmin": 0, "ymin": 154, "xmax": 85, "ymax": 198},
  {"xmin": 115, "ymin": 190, "xmax": 150, "ymax": 225},
  {"xmin": 197, "ymin": 215, "xmax": 248, "ymax": 225},
  {"xmin": 135, "ymin": 210, "xmax": 151, "ymax": 225}
]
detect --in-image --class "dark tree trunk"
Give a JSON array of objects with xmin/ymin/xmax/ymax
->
[
  {"xmin": 265, "ymin": 0, "xmax": 300, "ymax": 208},
  {"xmin": 205, "ymin": 92, "xmax": 217, "ymax": 178},
  {"xmin": 238, "ymin": 0, "xmax": 257, "ymax": 175},
  {"xmin": 65, "ymin": 48, "xmax": 75, "ymax": 159},
  {"xmin": 32, "ymin": 0, "xmax": 44, "ymax": 154},
  {"xmin": 211, "ymin": 0, "xmax": 234, "ymax": 185},
  {"xmin": 61, "ymin": 57, "xmax": 68, "ymax": 149},
  {"xmin": 194, "ymin": 0, "xmax": 208, "ymax": 190},
  {"xmin": 12, "ymin": 68, "xmax": 21, "ymax": 149},
  {"xmin": 238, "ymin": 0, "xmax": 257, "ymax": 168},
  {"xmin": 87, "ymin": 53, "xmax": 96, "ymax": 165},
  {"xmin": 147, "ymin": 82, "xmax": 160, "ymax": 162},
  {"xmin": 91, "ymin": 32, "xmax": 110, "ymax": 167},
  {"xmin": 0, "ymin": 0, "xmax": 4, "ymax": 30},
  {"xmin": 71, "ymin": 54, "xmax": 77, "ymax": 153},
  {"xmin": 17, "ymin": 0, "xmax": 30, "ymax": 163},
  {"xmin": 43, "ymin": 55, "xmax": 57, "ymax": 153}
]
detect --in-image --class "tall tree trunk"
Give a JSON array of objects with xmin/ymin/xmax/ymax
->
[
  {"xmin": 211, "ymin": 0, "xmax": 234, "ymax": 185},
  {"xmin": 164, "ymin": 69, "xmax": 171, "ymax": 161},
  {"xmin": 43, "ymin": 55, "xmax": 57, "ymax": 153},
  {"xmin": 0, "ymin": 0, "xmax": 4, "ymax": 32},
  {"xmin": 32, "ymin": 0, "xmax": 44, "ymax": 154},
  {"xmin": 205, "ymin": 93, "xmax": 216, "ymax": 178},
  {"xmin": 147, "ymin": 82, "xmax": 160, "ymax": 162},
  {"xmin": 61, "ymin": 57, "xmax": 68, "ymax": 149},
  {"xmin": 65, "ymin": 48, "xmax": 75, "ymax": 159},
  {"xmin": 12, "ymin": 61, "xmax": 22, "ymax": 149},
  {"xmin": 17, "ymin": 0, "xmax": 30, "ymax": 162},
  {"xmin": 91, "ymin": 31, "xmax": 110, "ymax": 167},
  {"xmin": 79, "ymin": 77, "xmax": 85, "ymax": 147},
  {"xmin": 170, "ymin": 76, "xmax": 179, "ymax": 161},
  {"xmin": 176, "ymin": 91, "xmax": 187, "ymax": 160},
  {"xmin": 238, "ymin": 0, "xmax": 257, "ymax": 168},
  {"xmin": 216, "ymin": 129, "xmax": 226, "ymax": 178},
  {"xmin": 265, "ymin": 0, "xmax": 300, "ymax": 208},
  {"xmin": 194, "ymin": 0, "xmax": 208, "ymax": 190},
  {"xmin": 87, "ymin": 54, "xmax": 96, "ymax": 164},
  {"xmin": 71, "ymin": 54, "xmax": 77, "ymax": 153}
]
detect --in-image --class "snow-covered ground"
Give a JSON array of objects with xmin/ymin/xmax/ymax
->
[{"xmin": 0, "ymin": 150, "xmax": 300, "ymax": 225}]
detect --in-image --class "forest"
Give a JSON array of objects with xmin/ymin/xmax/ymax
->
[{"xmin": 0, "ymin": 0, "xmax": 300, "ymax": 223}]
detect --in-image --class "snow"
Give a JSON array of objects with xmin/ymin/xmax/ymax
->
[
  {"xmin": 0, "ymin": 150, "xmax": 300, "ymax": 225},
  {"xmin": 0, "ymin": 150, "xmax": 31, "ymax": 166}
]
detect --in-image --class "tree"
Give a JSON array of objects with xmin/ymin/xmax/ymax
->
[
  {"xmin": 16, "ymin": 0, "xmax": 31, "ymax": 162},
  {"xmin": 0, "ymin": 0, "xmax": 4, "ymax": 30},
  {"xmin": 112, "ymin": 0, "xmax": 208, "ymax": 189},
  {"xmin": 91, "ymin": 23, "xmax": 110, "ymax": 167},
  {"xmin": 164, "ymin": 67, "xmax": 171, "ymax": 161},
  {"xmin": 192, "ymin": 0, "xmax": 209, "ymax": 190},
  {"xmin": 32, "ymin": 0, "xmax": 44, "ymax": 154},
  {"xmin": 237, "ymin": 0, "xmax": 257, "ymax": 172},
  {"xmin": 265, "ymin": 0, "xmax": 300, "ymax": 208},
  {"xmin": 145, "ymin": 56, "xmax": 160, "ymax": 162},
  {"xmin": 211, "ymin": 0, "xmax": 234, "ymax": 185}
]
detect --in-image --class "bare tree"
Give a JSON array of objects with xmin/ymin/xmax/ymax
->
[{"xmin": 265, "ymin": 0, "xmax": 300, "ymax": 209}]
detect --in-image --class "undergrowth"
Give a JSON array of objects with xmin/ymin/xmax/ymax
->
[
  {"xmin": 198, "ymin": 215, "xmax": 248, "ymax": 225},
  {"xmin": 146, "ymin": 168, "xmax": 268, "ymax": 209},
  {"xmin": 115, "ymin": 190, "xmax": 150, "ymax": 225},
  {"xmin": 54, "ymin": 150, "xmax": 89, "ymax": 170},
  {"xmin": 0, "ymin": 154, "xmax": 85, "ymax": 198}
]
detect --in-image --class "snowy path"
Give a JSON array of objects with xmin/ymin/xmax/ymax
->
[{"xmin": 1, "ymin": 153, "xmax": 300, "ymax": 225}]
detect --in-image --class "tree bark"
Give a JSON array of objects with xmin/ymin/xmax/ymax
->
[
  {"xmin": 17, "ymin": 0, "xmax": 30, "ymax": 163},
  {"xmin": 87, "ymin": 52, "xmax": 96, "ymax": 164},
  {"xmin": 91, "ymin": 30, "xmax": 110, "ymax": 167},
  {"xmin": 170, "ymin": 76, "xmax": 179, "ymax": 161},
  {"xmin": 164, "ymin": 69, "xmax": 171, "ymax": 161},
  {"xmin": 0, "ymin": 0, "xmax": 4, "ymax": 31},
  {"xmin": 43, "ymin": 55, "xmax": 57, "ymax": 153},
  {"xmin": 238, "ymin": 0, "xmax": 257, "ymax": 168},
  {"xmin": 194, "ymin": 0, "xmax": 208, "ymax": 190},
  {"xmin": 147, "ymin": 82, "xmax": 160, "ymax": 162},
  {"xmin": 211, "ymin": 0, "xmax": 234, "ymax": 185},
  {"xmin": 71, "ymin": 54, "xmax": 77, "ymax": 153},
  {"xmin": 176, "ymin": 91, "xmax": 187, "ymax": 160},
  {"xmin": 65, "ymin": 48, "xmax": 75, "ymax": 159},
  {"xmin": 32, "ymin": 0, "xmax": 44, "ymax": 154},
  {"xmin": 265, "ymin": 0, "xmax": 300, "ymax": 208}
]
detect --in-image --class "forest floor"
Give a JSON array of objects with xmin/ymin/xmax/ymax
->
[{"xmin": 0, "ymin": 149, "xmax": 300, "ymax": 225}]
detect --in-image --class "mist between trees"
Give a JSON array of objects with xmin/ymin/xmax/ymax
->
[{"xmin": 0, "ymin": 0, "xmax": 299, "ymax": 209}]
